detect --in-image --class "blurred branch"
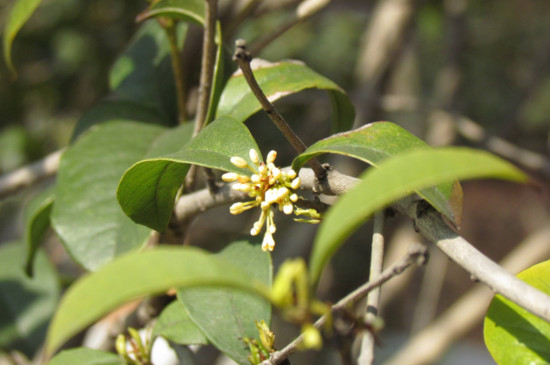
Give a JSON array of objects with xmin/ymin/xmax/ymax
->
[
  {"xmin": 353, "ymin": 0, "xmax": 420, "ymax": 125},
  {"xmin": 381, "ymin": 96, "xmax": 550, "ymax": 178},
  {"xmin": 435, "ymin": 110, "xmax": 550, "ymax": 178},
  {"xmin": 383, "ymin": 224, "xmax": 550, "ymax": 365},
  {"xmin": 0, "ymin": 149, "xmax": 64, "ymax": 200},
  {"xmin": 248, "ymin": 0, "xmax": 331, "ymax": 55},
  {"xmin": 355, "ymin": 212, "xmax": 386, "ymax": 365}
]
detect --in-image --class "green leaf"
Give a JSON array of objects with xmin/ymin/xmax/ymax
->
[
  {"xmin": 3, "ymin": 0, "xmax": 42, "ymax": 75},
  {"xmin": 484, "ymin": 260, "xmax": 550, "ymax": 364},
  {"xmin": 216, "ymin": 60, "xmax": 355, "ymax": 132},
  {"xmin": 52, "ymin": 121, "xmax": 193, "ymax": 271},
  {"xmin": 24, "ymin": 186, "xmax": 55, "ymax": 277},
  {"xmin": 309, "ymin": 147, "xmax": 528, "ymax": 285},
  {"xmin": 0, "ymin": 243, "xmax": 60, "ymax": 358},
  {"xmin": 48, "ymin": 348, "xmax": 124, "ymax": 365},
  {"xmin": 117, "ymin": 116, "xmax": 260, "ymax": 231},
  {"xmin": 179, "ymin": 240, "xmax": 272, "ymax": 365},
  {"xmin": 44, "ymin": 247, "xmax": 270, "ymax": 357},
  {"xmin": 292, "ymin": 122, "xmax": 464, "ymax": 226},
  {"xmin": 71, "ymin": 100, "xmax": 169, "ymax": 142},
  {"xmin": 137, "ymin": 0, "xmax": 205, "ymax": 25},
  {"xmin": 154, "ymin": 301, "xmax": 208, "ymax": 345},
  {"xmin": 109, "ymin": 20, "xmax": 187, "ymax": 122},
  {"xmin": 136, "ymin": 0, "xmax": 224, "ymax": 127}
]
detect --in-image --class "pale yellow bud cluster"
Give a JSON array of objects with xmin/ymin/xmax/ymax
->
[{"xmin": 223, "ymin": 149, "xmax": 302, "ymax": 252}]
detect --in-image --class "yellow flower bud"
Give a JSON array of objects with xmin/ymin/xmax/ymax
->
[
  {"xmin": 291, "ymin": 177, "xmax": 301, "ymax": 190},
  {"xmin": 301, "ymin": 324, "xmax": 322, "ymax": 350}
]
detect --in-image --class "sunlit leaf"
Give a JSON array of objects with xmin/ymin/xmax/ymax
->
[
  {"xmin": 309, "ymin": 147, "xmax": 528, "ymax": 285},
  {"xmin": 217, "ymin": 60, "xmax": 355, "ymax": 132},
  {"xmin": 484, "ymin": 260, "xmax": 550, "ymax": 364},
  {"xmin": 179, "ymin": 240, "xmax": 272, "ymax": 364},
  {"xmin": 0, "ymin": 243, "xmax": 59, "ymax": 358},
  {"xmin": 292, "ymin": 122, "xmax": 463, "ymax": 226},
  {"xmin": 44, "ymin": 247, "xmax": 270, "ymax": 357},
  {"xmin": 3, "ymin": 0, "xmax": 42, "ymax": 75},
  {"xmin": 117, "ymin": 116, "xmax": 260, "ymax": 231}
]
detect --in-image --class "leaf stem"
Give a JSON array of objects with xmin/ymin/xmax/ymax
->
[
  {"xmin": 232, "ymin": 39, "xmax": 326, "ymax": 180},
  {"xmin": 194, "ymin": 0, "xmax": 218, "ymax": 135},
  {"xmin": 163, "ymin": 19, "xmax": 188, "ymax": 123}
]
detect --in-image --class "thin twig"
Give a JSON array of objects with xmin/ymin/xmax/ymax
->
[
  {"xmin": 249, "ymin": 0, "xmax": 331, "ymax": 55},
  {"xmin": 261, "ymin": 244, "xmax": 426, "ymax": 365},
  {"xmin": 356, "ymin": 211, "xmax": 385, "ymax": 365},
  {"xmin": 163, "ymin": 18, "xmax": 188, "ymax": 123},
  {"xmin": 232, "ymin": 39, "xmax": 326, "ymax": 179},
  {"xmin": 0, "ymin": 149, "xmax": 64, "ymax": 200}
]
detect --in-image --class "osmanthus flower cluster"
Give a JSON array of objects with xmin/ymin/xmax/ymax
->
[{"xmin": 222, "ymin": 149, "xmax": 318, "ymax": 252}]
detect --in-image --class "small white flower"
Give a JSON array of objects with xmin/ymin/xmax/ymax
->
[
  {"xmin": 262, "ymin": 231, "xmax": 275, "ymax": 252},
  {"xmin": 266, "ymin": 150, "xmax": 277, "ymax": 164},
  {"xmin": 222, "ymin": 172, "xmax": 238, "ymax": 182},
  {"xmin": 249, "ymin": 149, "xmax": 260, "ymax": 164},
  {"xmin": 230, "ymin": 156, "xmax": 248, "ymax": 169}
]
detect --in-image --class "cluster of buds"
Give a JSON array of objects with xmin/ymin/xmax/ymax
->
[{"xmin": 222, "ymin": 149, "xmax": 302, "ymax": 252}]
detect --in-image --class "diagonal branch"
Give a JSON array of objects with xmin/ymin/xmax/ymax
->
[{"xmin": 174, "ymin": 167, "xmax": 550, "ymax": 328}]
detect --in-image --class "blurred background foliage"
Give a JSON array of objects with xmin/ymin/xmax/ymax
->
[{"xmin": 1, "ymin": 0, "xmax": 550, "ymax": 363}]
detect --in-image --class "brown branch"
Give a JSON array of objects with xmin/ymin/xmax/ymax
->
[{"xmin": 232, "ymin": 39, "xmax": 326, "ymax": 179}]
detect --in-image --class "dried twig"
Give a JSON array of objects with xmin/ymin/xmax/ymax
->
[{"xmin": 232, "ymin": 39, "xmax": 326, "ymax": 179}]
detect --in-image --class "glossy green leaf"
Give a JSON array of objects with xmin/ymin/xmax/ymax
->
[
  {"xmin": 3, "ymin": 0, "xmax": 42, "ymax": 74},
  {"xmin": 71, "ymin": 100, "xmax": 169, "ymax": 142},
  {"xmin": 52, "ymin": 121, "xmax": 193, "ymax": 271},
  {"xmin": 24, "ymin": 186, "xmax": 55, "ymax": 277},
  {"xmin": 137, "ymin": 0, "xmax": 205, "ymax": 25},
  {"xmin": 179, "ymin": 240, "xmax": 272, "ymax": 365},
  {"xmin": 309, "ymin": 147, "xmax": 528, "ymax": 285},
  {"xmin": 0, "ymin": 243, "xmax": 60, "ymax": 358},
  {"xmin": 484, "ymin": 260, "xmax": 550, "ymax": 364},
  {"xmin": 48, "ymin": 348, "xmax": 124, "ymax": 365},
  {"xmin": 136, "ymin": 0, "xmax": 224, "ymax": 127},
  {"xmin": 293, "ymin": 122, "xmax": 463, "ymax": 226},
  {"xmin": 117, "ymin": 116, "xmax": 260, "ymax": 231},
  {"xmin": 154, "ymin": 300, "xmax": 208, "ymax": 345},
  {"xmin": 216, "ymin": 60, "xmax": 355, "ymax": 132},
  {"xmin": 44, "ymin": 247, "xmax": 270, "ymax": 357},
  {"xmin": 109, "ymin": 20, "xmax": 187, "ymax": 122}
]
